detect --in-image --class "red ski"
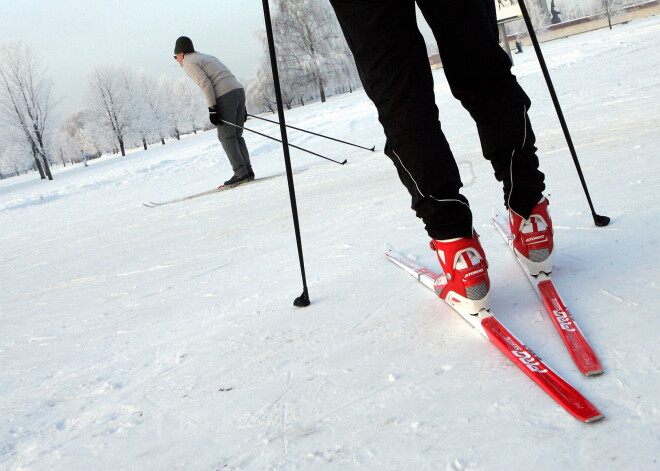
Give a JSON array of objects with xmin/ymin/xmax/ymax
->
[
  {"xmin": 385, "ymin": 243, "xmax": 603, "ymax": 423},
  {"xmin": 492, "ymin": 211, "xmax": 603, "ymax": 376}
]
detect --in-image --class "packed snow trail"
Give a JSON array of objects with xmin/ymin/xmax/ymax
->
[{"xmin": 1, "ymin": 17, "xmax": 659, "ymax": 471}]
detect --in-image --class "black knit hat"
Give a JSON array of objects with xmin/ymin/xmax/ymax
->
[{"xmin": 174, "ymin": 36, "xmax": 195, "ymax": 54}]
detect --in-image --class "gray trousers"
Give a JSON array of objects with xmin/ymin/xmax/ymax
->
[{"xmin": 216, "ymin": 88, "xmax": 251, "ymax": 177}]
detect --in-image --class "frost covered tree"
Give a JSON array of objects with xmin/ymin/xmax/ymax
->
[
  {"xmin": 118, "ymin": 68, "xmax": 171, "ymax": 150},
  {"xmin": 137, "ymin": 72, "xmax": 170, "ymax": 146},
  {"xmin": 326, "ymin": 29, "xmax": 361, "ymax": 94},
  {"xmin": 272, "ymin": 0, "xmax": 345, "ymax": 103},
  {"xmin": 88, "ymin": 67, "xmax": 132, "ymax": 156},
  {"xmin": 62, "ymin": 109, "xmax": 105, "ymax": 161},
  {"xmin": 248, "ymin": 53, "xmax": 303, "ymax": 112},
  {"xmin": 158, "ymin": 76, "xmax": 183, "ymax": 139},
  {"xmin": 115, "ymin": 66, "xmax": 157, "ymax": 151},
  {"xmin": 0, "ymin": 41, "xmax": 54, "ymax": 180},
  {"xmin": 50, "ymin": 131, "xmax": 74, "ymax": 167},
  {"xmin": 160, "ymin": 76, "xmax": 207, "ymax": 139},
  {"xmin": 116, "ymin": 66, "xmax": 146, "ymax": 150},
  {"xmin": 247, "ymin": 64, "xmax": 275, "ymax": 113},
  {"xmin": 0, "ymin": 142, "xmax": 32, "ymax": 178},
  {"xmin": 247, "ymin": 60, "xmax": 277, "ymax": 113},
  {"xmin": 175, "ymin": 77, "xmax": 207, "ymax": 135},
  {"xmin": 249, "ymin": 0, "xmax": 359, "ymax": 111},
  {"xmin": 600, "ymin": 0, "xmax": 625, "ymax": 29}
]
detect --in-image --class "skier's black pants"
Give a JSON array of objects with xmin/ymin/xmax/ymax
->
[{"xmin": 329, "ymin": 0, "xmax": 545, "ymax": 239}]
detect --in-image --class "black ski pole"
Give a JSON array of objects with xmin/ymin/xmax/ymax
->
[
  {"xmin": 517, "ymin": 0, "xmax": 610, "ymax": 227},
  {"xmin": 220, "ymin": 119, "xmax": 347, "ymax": 165},
  {"xmin": 261, "ymin": 0, "xmax": 310, "ymax": 307},
  {"xmin": 248, "ymin": 113, "xmax": 375, "ymax": 152}
]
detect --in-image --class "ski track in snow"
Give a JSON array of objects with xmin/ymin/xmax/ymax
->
[{"xmin": 1, "ymin": 17, "xmax": 660, "ymax": 471}]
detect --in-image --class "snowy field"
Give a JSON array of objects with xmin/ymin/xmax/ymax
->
[{"xmin": 1, "ymin": 17, "xmax": 659, "ymax": 471}]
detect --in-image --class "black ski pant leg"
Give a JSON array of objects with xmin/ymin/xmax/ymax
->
[
  {"xmin": 417, "ymin": 0, "xmax": 545, "ymax": 218},
  {"xmin": 329, "ymin": 0, "xmax": 473, "ymax": 240}
]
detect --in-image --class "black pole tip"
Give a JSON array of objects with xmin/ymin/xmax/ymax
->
[
  {"xmin": 593, "ymin": 214, "xmax": 611, "ymax": 227},
  {"xmin": 293, "ymin": 291, "xmax": 310, "ymax": 307}
]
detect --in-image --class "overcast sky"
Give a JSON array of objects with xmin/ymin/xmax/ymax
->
[{"xmin": 1, "ymin": 0, "xmax": 437, "ymax": 123}]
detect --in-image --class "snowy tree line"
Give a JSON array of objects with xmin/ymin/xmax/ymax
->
[
  {"xmin": 0, "ymin": 42, "xmax": 54, "ymax": 180},
  {"xmin": 246, "ymin": 0, "xmax": 361, "ymax": 113},
  {"xmin": 0, "ymin": 42, "xmax": 209, "ymax": 180},
  {"xmin": 1, "ymin": 0, "xmax": 649, "ymax": 180},
  {"xmin": 0, "ymin": 0, "xmax": 360, "ymax": 179},
  {"xmin": 84, "ymin": 66, "xmax": 208, "ymax": 158},
  {"xmin": 1, "ymin": 0, "xmax": 360, "ymax": 181}
]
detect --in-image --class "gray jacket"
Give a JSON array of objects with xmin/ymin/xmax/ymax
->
[{"xmin": 182, "ymin": 52, "xmax": 242, "ymax": 107}]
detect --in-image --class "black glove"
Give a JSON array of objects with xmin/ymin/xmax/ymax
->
[
  {"xmin": 209, "ymin": 106, "xmax": 221, "ymax": 126},
  {"xmin": 244, "ymin": 107, "xmax": 249, "ymax": 121}
]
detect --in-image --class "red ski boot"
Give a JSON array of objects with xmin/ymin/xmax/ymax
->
[
  {"xmin": 509, "ymin": 197, "xmax": 554, "ymax": 276},
  {"xmin": 430, "ymin": 233, "xmax": 490, "ymax": 316}
]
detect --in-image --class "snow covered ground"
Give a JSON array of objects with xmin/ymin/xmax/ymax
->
[{"xmin": 1, "ymin": 17, "xmax": 659, "ymax": 471}]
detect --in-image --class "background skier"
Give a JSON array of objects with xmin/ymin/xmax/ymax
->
[{"xmin": 174, "ymin": 36, "xmax": 254, "ymax": 187}]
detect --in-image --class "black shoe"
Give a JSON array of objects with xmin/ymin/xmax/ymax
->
[
  {"xmin": 247, "ymin": 167, "xmax": 255, "ymax": 181},
  {"xmin": 223, "ymin": 174, "xmax": 250, "ymax": 187}
]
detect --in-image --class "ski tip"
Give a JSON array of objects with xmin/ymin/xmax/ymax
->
[
  {"xmin": 491, "ymin": 207, "xmax": 507, "ymax": 222},
  {"xmin": 369, "ymin": 146, "xmax": 376, "ymax": 152},
  {"xmin": 584, "ymin": 369, "xmax": 604, "ymax": 377},
  {"xmin": 585, "ymin": 413, "xmax": 605, "ymax": 423}
]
